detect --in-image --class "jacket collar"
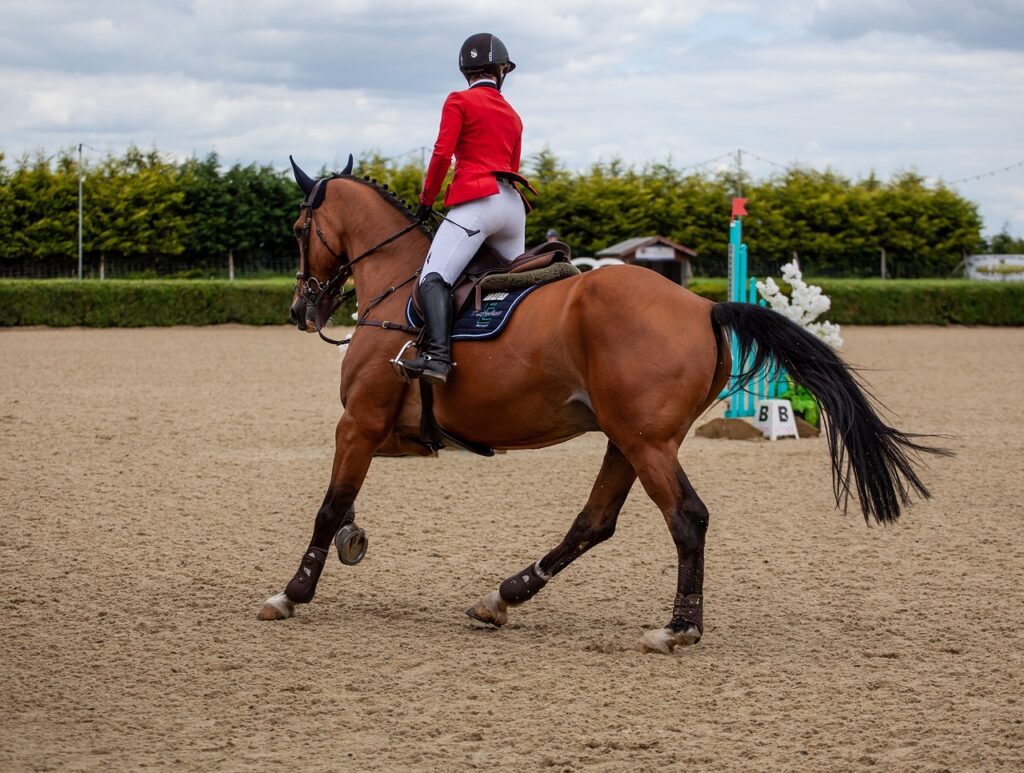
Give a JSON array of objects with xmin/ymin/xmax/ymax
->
[{"xmin": 469, "ymin": 80, "xmax": 499, "ymax": 91}]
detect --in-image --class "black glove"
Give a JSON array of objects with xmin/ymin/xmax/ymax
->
[{"xmin": 415, "ymin": 203, "xmax": 433, "ymax": 223}]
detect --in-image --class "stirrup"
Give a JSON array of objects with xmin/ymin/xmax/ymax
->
[{"xmin": 389, "ymin": 340, "xmax": 418, "ymax": 383}]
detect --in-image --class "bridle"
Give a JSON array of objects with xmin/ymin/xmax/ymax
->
[{"xmin": 293, "ymin": 178, "xmax": 422, "ymax": 345}]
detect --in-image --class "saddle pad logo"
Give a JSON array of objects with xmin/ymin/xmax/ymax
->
[{"xmin": 406, "ymin": 284, "xmax": 541, "ymax": 342}]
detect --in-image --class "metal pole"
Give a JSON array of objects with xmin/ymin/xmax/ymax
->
[
  {"xmin": 78, "ymin": 143, "xmax": 83, "ymax": 279},
  {"xmin": 736, "ymin": 149, "xmax": 743, "ymax": 198}
]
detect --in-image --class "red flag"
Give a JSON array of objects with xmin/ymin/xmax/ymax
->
[{"xmin": 731, "ymin": 197, "xmax": 748, "ymax": 219}]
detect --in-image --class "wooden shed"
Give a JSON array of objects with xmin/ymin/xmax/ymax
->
[{"xmin": 596, "ymin": 236, "xmax": 696, "ymax": 287}]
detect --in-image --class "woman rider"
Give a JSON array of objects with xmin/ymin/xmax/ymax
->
[{"xmin": 397, "ymin": 33, "xmax": 535, "ymax": 384}]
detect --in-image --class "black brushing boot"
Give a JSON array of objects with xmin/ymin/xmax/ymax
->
[{"xmin": 401, "ymin": 273, "xmax": 454, "ymax": 384}]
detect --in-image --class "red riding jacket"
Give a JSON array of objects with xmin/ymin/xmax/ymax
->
[{"xmin": 419, "ymin": 82, "xmax": 536, "ymax": 210}]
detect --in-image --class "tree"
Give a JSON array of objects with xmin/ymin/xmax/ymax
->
[
  {"xmin": 987, "ymin": 228, "xmax": 1024, "ymax": 254},
  {"xmin": 179, "ymin": 153, "xmax": 231, "ymax": 263},
  {"xmin": 0, "ymin": 145, "xmax": 990, "ymax": 278},
  {"xmin": 84, "ymin": 147, "xmax": 186, "ymax": 270}
]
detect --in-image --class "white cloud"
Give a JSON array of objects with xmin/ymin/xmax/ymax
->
[{"xmin": 0, "ymin": 0, "xmax": 1022, "ymax": 235}]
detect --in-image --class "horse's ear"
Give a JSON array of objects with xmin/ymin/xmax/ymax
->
[
  {"xmin": 289, "ymin": 155, "xmax": 316, "ymax": 196},
  {"xmin": 341, "ymin": 153, "xmax": 353, "ymax": 176}
]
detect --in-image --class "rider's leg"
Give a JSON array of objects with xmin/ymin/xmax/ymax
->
[
  {"xmin": 400, "ymin": 199, "xmax": 493, "ymax": 383},
  {"xmin": 407, "ymin": 272, "xmax": 454, "ymax": 384},
  {"xmin": 481, "ymin": 181, "xmax": 527, "ymax": 261},
  {"xmin": 419, "ymin": 203, "xmax": 489, "ymax": 286}
]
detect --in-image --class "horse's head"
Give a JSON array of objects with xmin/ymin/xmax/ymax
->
[{"xmin": 289, "ymin": 154, "xmax": 354, "ymax": 332}]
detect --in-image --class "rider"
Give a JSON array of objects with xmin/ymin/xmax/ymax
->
[{"xmin": 398, "ymin": 32, "xmax": 535, "ymax": 384}]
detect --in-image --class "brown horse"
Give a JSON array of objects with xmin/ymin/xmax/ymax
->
[{"xmin": 257, "ymin": 161, "xmax": 944, "ymax": 654}]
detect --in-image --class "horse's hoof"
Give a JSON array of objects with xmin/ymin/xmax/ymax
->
[
  {"xmin": 635, "ymin": 625, "xmax": 702, "ymax": 654},
  {"xmin": 335, "ymin": 523, "xmax": 368, "ymax": 565},
  {"xmin": 465, "ymin": 589, "xmax": 508, "ymax": 627},
  {"xmin": 257, "ymin": 591, "xmax": 295, "ymax": 621}
]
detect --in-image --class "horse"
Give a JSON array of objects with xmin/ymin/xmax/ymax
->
[{"xmin": 257, "ymin": 157, "xmax": 946, "ymax": 654}]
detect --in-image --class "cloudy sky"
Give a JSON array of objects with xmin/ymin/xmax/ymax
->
[{"xmin": 3, "ymin": 0, "xmax": 1023, "ymax": 237}]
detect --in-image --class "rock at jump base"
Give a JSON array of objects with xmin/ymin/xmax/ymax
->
[{"xmin": 694, "ymin": 418, "xmax": 764, "ymax": 440}]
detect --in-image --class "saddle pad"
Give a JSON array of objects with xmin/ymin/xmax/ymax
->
[
  {"xmin": 479, "ymin": 261, "xmax": 579, "ymax": 294},
  {"xmin": 406, "ymin": 285, "xmax": 541, "ymax": 341}
]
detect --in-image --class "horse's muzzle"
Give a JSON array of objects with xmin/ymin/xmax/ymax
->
[{"xmin": 289, "ymin": 298, "xmax": 316, "ymax": 333}]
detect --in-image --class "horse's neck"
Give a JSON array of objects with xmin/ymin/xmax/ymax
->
[
  {"xmin": 325, "ymin": 182, "xmax": 429, "ymax": 307},
  {"xmin": 348, "ymin": 225, "xmax": 428, "ymax": 311}
]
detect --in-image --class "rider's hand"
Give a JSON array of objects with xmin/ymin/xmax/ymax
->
[{"xmin": 415, "ymin": 203, "xmax": 433, "ymax": 223}]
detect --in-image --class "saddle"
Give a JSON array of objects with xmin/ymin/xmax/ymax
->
[{"xmin": 412, "ymin": 240, "xmax": 574, "ymax": 318}]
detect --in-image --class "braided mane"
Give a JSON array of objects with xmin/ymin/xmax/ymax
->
[{"xmin": 335, "ymin": 173, "xmax": 433, "ymax": 238}]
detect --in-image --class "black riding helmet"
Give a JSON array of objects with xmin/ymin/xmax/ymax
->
[{"xmin": 459, "ymin": 33, "xmax": 515, "ymax": 88}]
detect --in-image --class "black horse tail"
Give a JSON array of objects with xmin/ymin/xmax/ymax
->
[{"xmin": 711, "ymin": 302, "xmax": 951, "ymax": 525}]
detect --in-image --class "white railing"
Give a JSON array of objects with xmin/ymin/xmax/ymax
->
[
  {"xmin": 571, "ymin": 257, "xmax": 625, "ymax": 271},
  {"xmin": 965, "ymin": 254, "xmax": 1024, "ymax": 282}
]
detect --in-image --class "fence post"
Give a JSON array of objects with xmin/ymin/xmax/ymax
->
[{"xmin": 77, "ymin": 143, "xmax": 83, "ymax": 280}]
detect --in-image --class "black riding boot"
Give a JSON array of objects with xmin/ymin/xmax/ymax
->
[{"xmin": 401, "ymin": 273, "xmax": 453, "ymax": 384}]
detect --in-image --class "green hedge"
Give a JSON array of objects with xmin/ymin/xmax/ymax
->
[
  {"xmin": 815, "ymin": 279, "xmax": 1024, "ymax": 325},
  {"xmin": 1, "ymin": 277, "xmax": 1021, "ymax": 327},
  {"xmin": 0, "ymin": 279, "xmax": 359, "ymax": 327},
  {"xmin": 688, "ymin": 277, "xmax": 1024, "ymax": 325}
]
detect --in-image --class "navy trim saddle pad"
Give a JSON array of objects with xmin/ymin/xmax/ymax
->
[{"xmin": 405, "ymin": 285, "xmax": 541, "ymax": 341}]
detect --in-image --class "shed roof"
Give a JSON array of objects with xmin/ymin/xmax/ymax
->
[{"xmin": 596, "ymin": 235, "xmax": 697, "ymax": 259}]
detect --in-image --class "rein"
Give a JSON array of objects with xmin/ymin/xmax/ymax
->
[{"xmin": 326, "ymin": 271, "xmax": 423, "ymax": 347}]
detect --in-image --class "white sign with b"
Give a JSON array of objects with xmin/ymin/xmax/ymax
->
[{"xmin": 753, "ymin": 399, "xmax": 800, "ymax": 441}]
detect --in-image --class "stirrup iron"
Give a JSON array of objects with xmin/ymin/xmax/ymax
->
[{"xmin": 389, "ymin": 340, "xmax": 418, "ymax": 383}]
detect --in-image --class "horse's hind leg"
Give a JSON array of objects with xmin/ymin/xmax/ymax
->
[
  {"xmin": 258, "ymin": 413, "xmax": 381, "ymax": 620},
  {"xmin": 466, "ymin": 441, "xmax": 636, "ymax": 627},
  {"xmin": 625, "ymin": 444, "xmax": 709, "ymax": 654}
]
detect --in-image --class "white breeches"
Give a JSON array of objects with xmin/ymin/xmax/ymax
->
[{"xmin": 420, "ymin": 179, "xmax": 526, "ymax": 285}]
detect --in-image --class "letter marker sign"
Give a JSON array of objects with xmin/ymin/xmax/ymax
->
[{"xmin": 753, "ymin": 399, "xmax": 800, "ymax": 441}]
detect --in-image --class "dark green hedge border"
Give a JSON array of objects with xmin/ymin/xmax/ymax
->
[
  {"xmin": 0, "ymin": 279, "xmax": 356, "ymax": 328},
  {"xmin": 1, "ymin": 277, "xmax": 1021, "ymax": 327},
  {"xmin": 689, "ymin": 278, "xmax": 1024, "ymax": 325}
]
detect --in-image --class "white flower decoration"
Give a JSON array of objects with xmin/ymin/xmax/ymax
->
[{"xmin": 756, "ymin": 262, "xmax": 843, "ymax": 348}]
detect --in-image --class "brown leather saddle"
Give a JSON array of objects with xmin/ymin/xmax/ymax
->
[{"xmin": 412, "ymin": 240, "xmax": 573, "ymax": 318}]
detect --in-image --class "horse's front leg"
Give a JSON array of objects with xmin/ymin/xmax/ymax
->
[{"xmin": 258, "ymin": 412, "xmax": 384, "ymax": 621}]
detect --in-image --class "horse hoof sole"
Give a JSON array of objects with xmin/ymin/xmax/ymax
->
[{"xmin": 464, "ymin": 607, "xmax": 504, "ymax": 627}]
